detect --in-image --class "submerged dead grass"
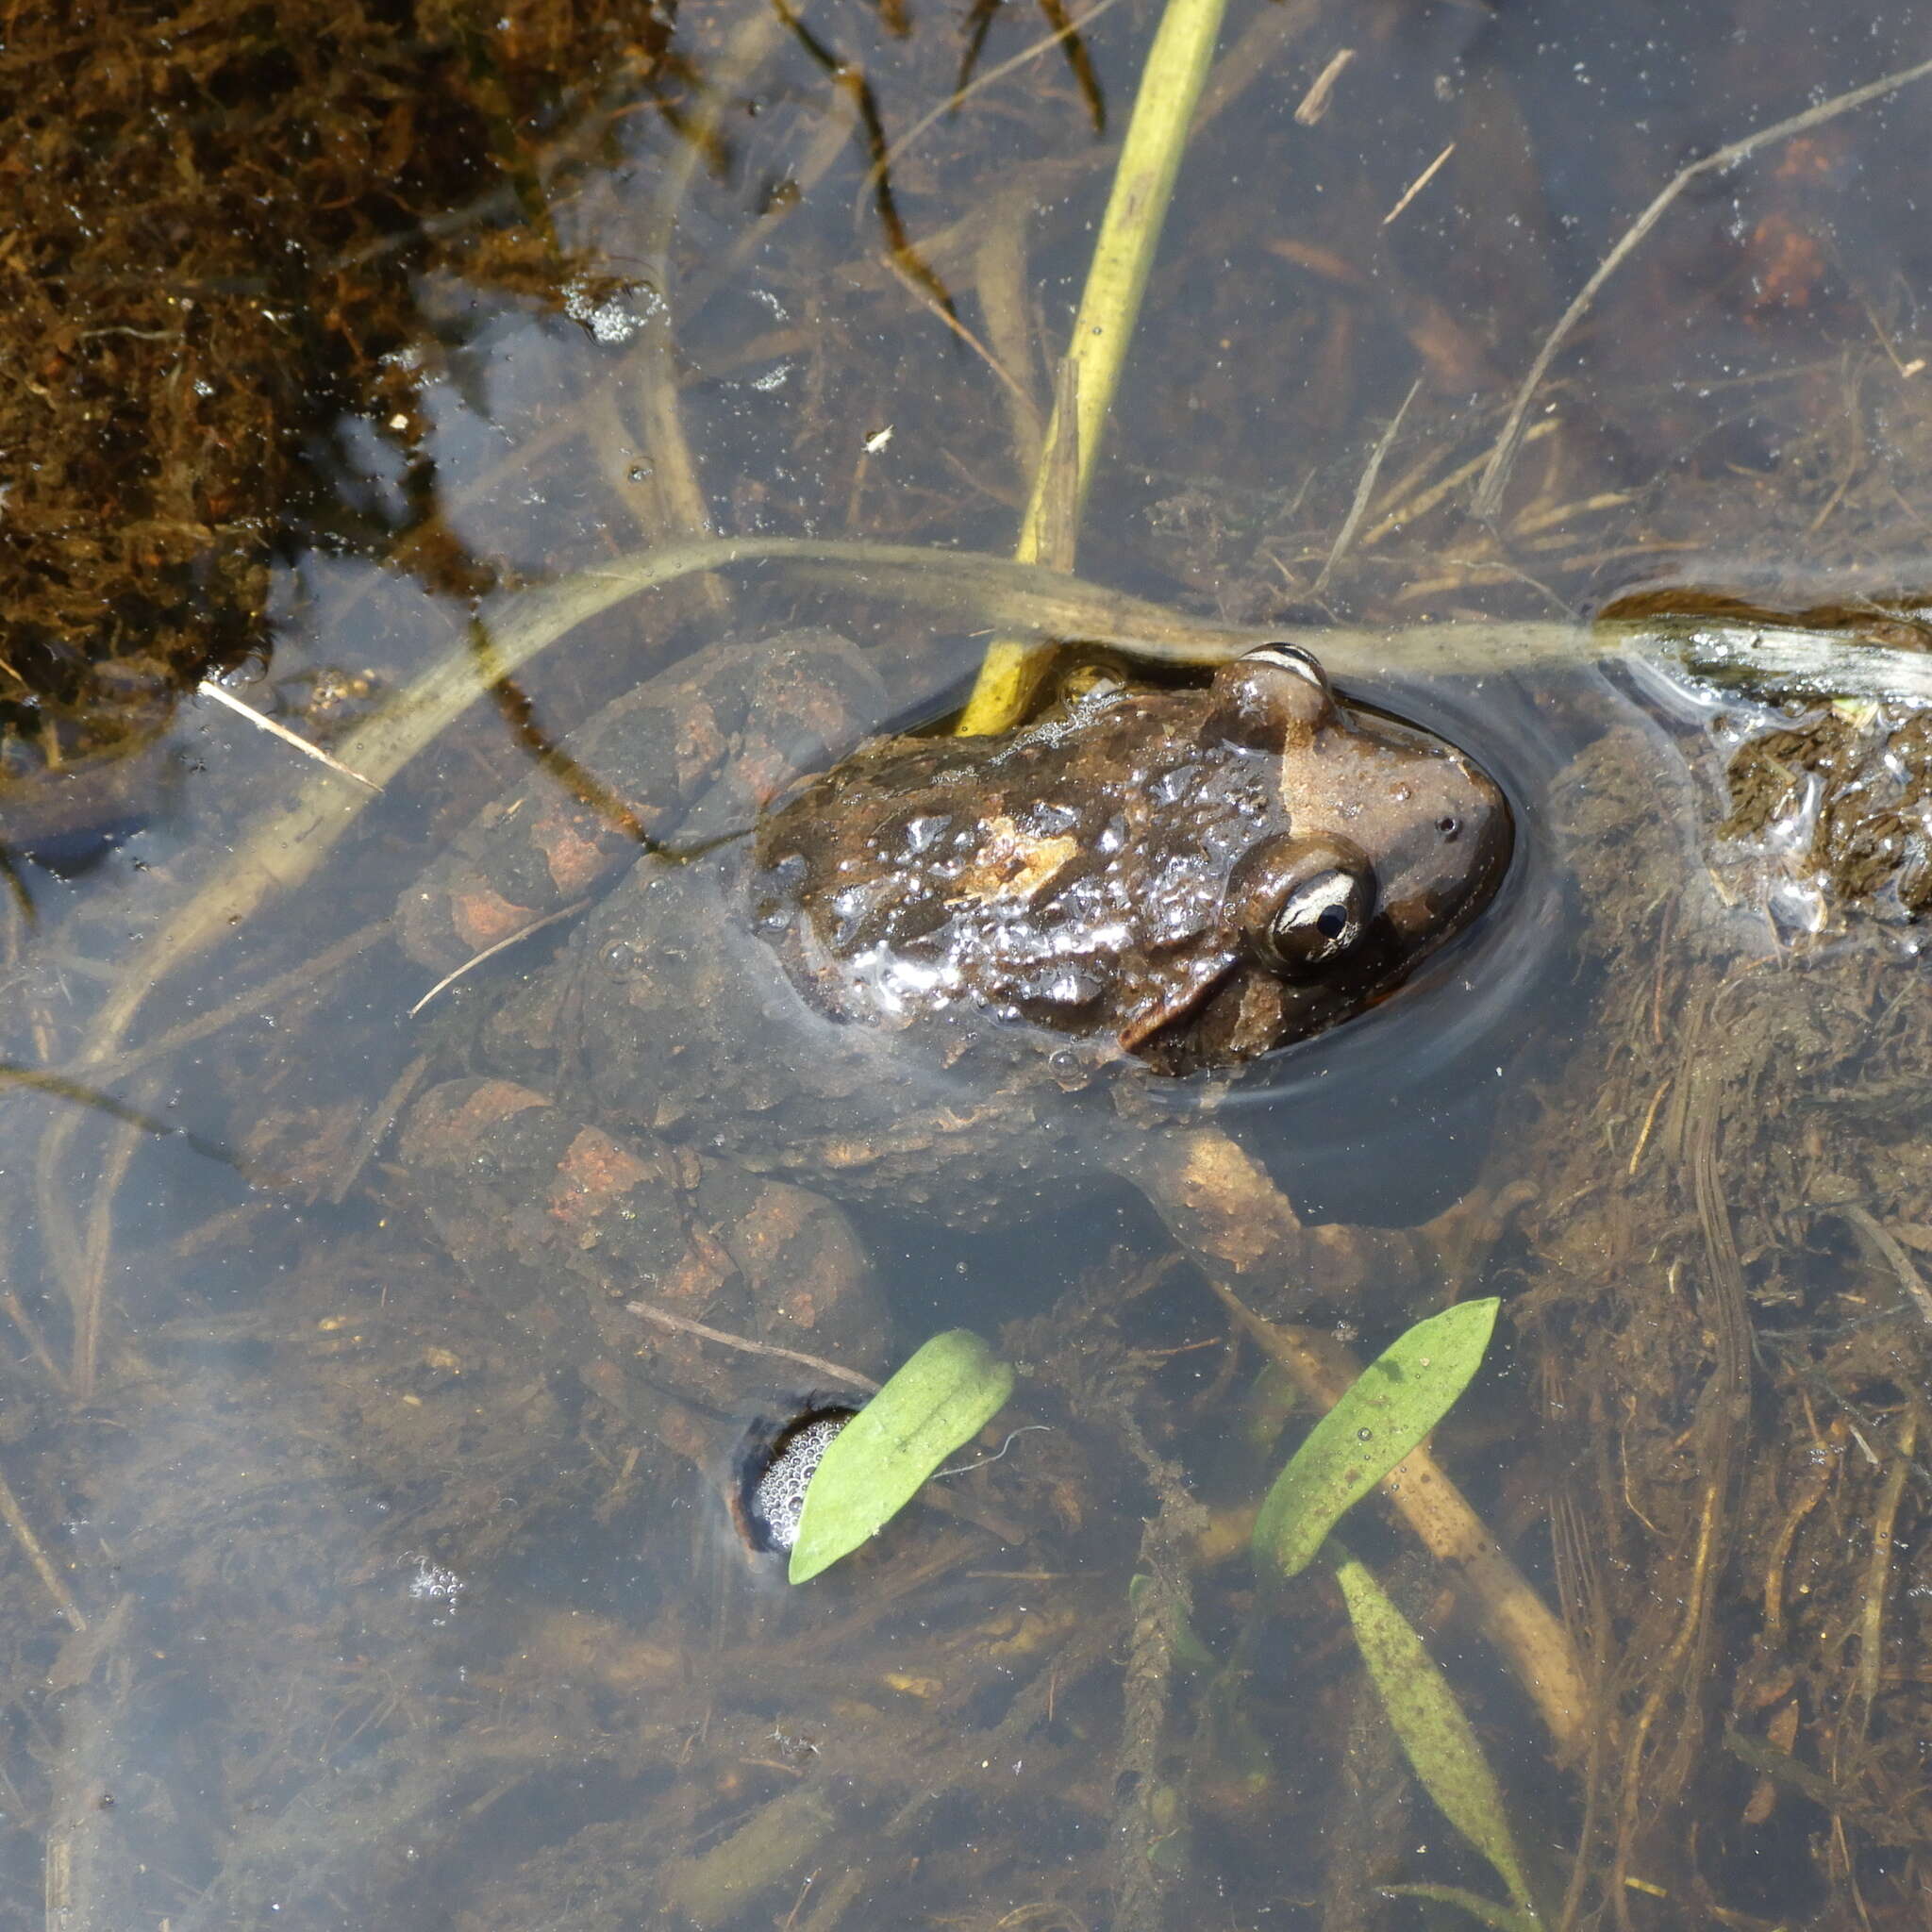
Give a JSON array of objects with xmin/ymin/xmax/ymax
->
[{"xmin": 5, "ymin": 0, "xmax": 1932, "ymax": 1927}]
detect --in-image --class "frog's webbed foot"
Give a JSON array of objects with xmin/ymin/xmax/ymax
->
[
  {"xmin": 397, "ymin": 1076, "xmax": 886, "ymax": 1469},
  {"xmin": 1117, "ymin": 1124, "xmax": 1443, "ymax": 1319}
]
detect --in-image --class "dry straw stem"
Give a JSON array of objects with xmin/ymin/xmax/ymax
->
[
  {"xmin": 1474, "ymin": 54, "xmax": 1932, "ymax": 522},
  {"xmin": 956, "ymin": 0, "xmax": 1233, "ymax": 734},
  {"xmin": 196, "ymin": 677, "xmax": 380, "ymax": 791},
  {"xmin": 1210, "ymin": 1279, "xmax": 1591, "ymax": 1759}
]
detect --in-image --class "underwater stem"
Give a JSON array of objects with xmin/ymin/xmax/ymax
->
[{"xmin": 957, "ymin": 0, "xmax": 1232, "ymax": 733}]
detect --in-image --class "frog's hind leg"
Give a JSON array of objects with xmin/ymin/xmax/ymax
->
[
  {"xmin": 397, "ymin": 1075, "xmax": 887, "ymax": 1477},
  {"xmin": 396, "ymin": 634, "xmax": 888, "ymax": 975}
]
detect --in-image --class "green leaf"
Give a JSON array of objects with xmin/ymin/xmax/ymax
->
[
  {"xmin": 1383, "ymin": 1884, "xmax": 1542, "ymax": 1932},
  {"xmin": 788, "ymin": 1330, "xmax": 1015, "ymax": 1584},
  {"xmin": 1333, "ymin": 1552, "xmax": 1536, "ymax": 1918},
  {"xmin": 1252, "ymin": 1298, "xmax": 1499, "ymax": 1578}
]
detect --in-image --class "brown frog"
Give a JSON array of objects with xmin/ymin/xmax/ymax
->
[{"xmin": 391, "ymin": 633, "xmax": 1510, "ymax": 1459}]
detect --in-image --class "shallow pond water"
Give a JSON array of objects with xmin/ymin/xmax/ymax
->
[{"xmin": 6, "ymin": 0, "xmax": 1932, "ymax": 1926}]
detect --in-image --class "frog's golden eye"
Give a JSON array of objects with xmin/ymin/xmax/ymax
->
[{"xmin": 1228, "ymin": 832, "xmax": 1375, "ymax": 975}]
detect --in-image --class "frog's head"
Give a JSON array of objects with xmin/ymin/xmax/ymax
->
[{"xmin": 1122, "ymin": 643, "xmax": 1513, "ymax": 1074}]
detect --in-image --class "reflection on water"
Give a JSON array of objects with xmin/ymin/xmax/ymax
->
[{"xmin": 6, "ymin": 0, "xmax": 1932, "ymax": 1924}]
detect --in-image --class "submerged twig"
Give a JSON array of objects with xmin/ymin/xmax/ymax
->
[
  {"xmin": 868, "ymin": 0, "xmax": 1136, "ymax": 208},
  {"xmin": 327, "ymin": 1053, "xmax": 432, "ymax": 1206},
  {"xmin": 197, "ymin": 679, "xmax": 380, "ymax": 791},
  {"xmin": 408, "ymin": 902, "xmax": 591, "ymax": 1018},
  {"xmin": 625, "ymin": 1298, "xmax": 881, "ymax": 1393},
  {"xmin": 775, "ymin": 0, "xmax": 958, "ymax": 327},
  {"xmin": 1292, "ymin": 47, "xmax": 1354, "ymax": 126},
  {"xmin": 1313, "ymin": 376, "xmax": 1422, "ymax": 595},
  {"xmin": 67, "ymin": 1091, "xmax": 146, "ymax": 1398},
  {"xmin": 1850, "ymin": 1404, "xmax": 1918, "ymax": 1736},
  {"xmin": 1, "ymin": 1288, "xmax": 65, "ymax": 1392},
  {"xmin": 1834, "ymin": 1204, "xmax": 1932, "ymax": 1329},
  {"xmin": 1474, "ymin": 55, "xmax": 1932, "ymax": 519},
  {"xmin": 1112, "ymin": 1516, "xmax": 1192, "ymax": 1932},
  {"xmin": 0, "ymin": 1455, "xmax": 85, "ymax": 1631},
  {"xmin": 1383, "ymin": 142, "xmax": 1455, "ymax": 226}
]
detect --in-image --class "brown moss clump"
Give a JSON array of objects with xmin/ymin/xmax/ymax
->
[{"xmin": 0, "ymin": 0, "xmax": 677, "ymax": 823}]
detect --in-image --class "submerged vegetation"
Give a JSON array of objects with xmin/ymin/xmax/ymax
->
[
  {"xmin": 0, "ymin": 0, "xmax": 708, "ymax": 824},
  {"xmin": 2, "ymin": 0, "xmax": 1932, "ymax": 1926}
]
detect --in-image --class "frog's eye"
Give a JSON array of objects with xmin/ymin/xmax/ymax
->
[
  {"xmin": 1241, "ymin": 641, "xmax": 1330, "ymax": 691},
  {"xmin": 1229, "ymin": 833, "xmax": 1376, "ymax": 975},
  {"xmin": 1209, "ymin": 642, "xmax": 1337, "ymax": 747}
]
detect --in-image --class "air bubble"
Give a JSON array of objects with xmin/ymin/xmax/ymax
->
[{"xmin": 741, "ymin": 1407, "xmax": 858, "ymax": 1553}]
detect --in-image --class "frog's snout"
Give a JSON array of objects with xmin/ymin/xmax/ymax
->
[{"xmin": 1429, "ymin": 749, "xmax": 1514, "ymax": 925}]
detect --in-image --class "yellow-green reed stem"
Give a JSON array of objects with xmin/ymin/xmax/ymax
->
[{"xmin": 955, "ymin": 0, "xmax": 1231, "ymax": 735}]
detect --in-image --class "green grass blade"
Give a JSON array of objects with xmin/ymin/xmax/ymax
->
[
  {"xmin": 1252, "ymin": 1299, "xmax": 1498, "ymax": 1579},
  {"xmin": 957, "ymin": 0, "xmax": 1233, "ymax": 733},
  {"xmin": 1333, "ymin": 1553, "xmax": 1537, "ymax": 1918},
  {"xmin": 789, "ymin": 1330, "xmax": 1015, "ymax": 1584}
]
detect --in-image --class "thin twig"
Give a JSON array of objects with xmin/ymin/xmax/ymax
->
[
  {"xmin": 408, "ymin": 900, "xmax": 591, "ymax": 1018},
  {"xmin": 625, "ymin": 1299, "xmax": 880, "ymax": 1392},
  {"xmin": 72, "ymin": 1098, "xmax": 145, "ymax": 1400},
  {"xmin": 197, "ymin": 680, "xmax": 381, "ymax": 791},
  {"xmin": 1312, "ymin": 377, "xmax": 1422, "ymax": 594},
  {"xmin": 1834, "ymin": 1205, "xmax": 1932, "ymax": 1328},
  {"xmin": 1383, "ymin": 142, "xmax": 1455, "ymax": 225},
  {"xmin": 1, "ymin": 1289, "xmax": 65, "ymax": 1392},
  {"xmin": 72, "ymin": 920, "xmax": 389, "ymax": 1090},
  {"xmin": 885, "ymin": 256, "xmax": 1034, "ymax": 404},
  {"xmin": 327, "ymin": 1053, "xmax": 431, "ymax": 1205},
  {"xmin": 1851, "ymin": 1403, "xmax": 1918, "ymax": 1735},
  {"xmin": 1474, "ymin": 55, "xmax": 1932, "ymax": 519},
  {"xmin": 1293, "ymin": 47, "xmax": 1354, "ymax": 125},
  {"xmin": 862, "ymin": 0, "xmax": 1137, "ymax": 203}
]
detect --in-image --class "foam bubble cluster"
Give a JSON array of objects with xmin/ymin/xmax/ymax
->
[{"xmin": 751, "ymin": 1412, "xmax": 852, "ymax": 1552}]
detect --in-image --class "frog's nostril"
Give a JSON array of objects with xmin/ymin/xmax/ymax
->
[{"xmin": 1437, "ymin": 816, "xmax": 1460, "ymax": 839}]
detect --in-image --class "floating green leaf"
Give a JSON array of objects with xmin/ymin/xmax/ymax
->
[
  {"xmin": 789, "ymin": 1330, "xmax": 1015, "ymax": 1585},
  {"xmin": 1333, "ymin": 1552, "xmax": 1537, "ymax": 1919},
  {"xmin": 1252, "ymin": 1298, "xmax": 1499, "ymax": 1579}
]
